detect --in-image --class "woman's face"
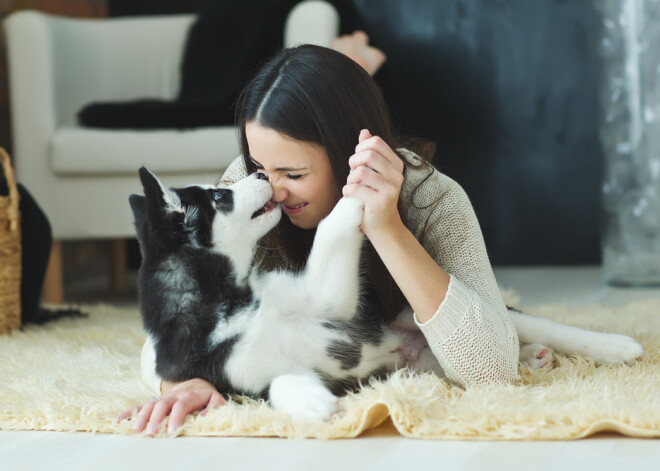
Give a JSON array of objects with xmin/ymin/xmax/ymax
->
[{"xmin": 245, "ymin": 121, "xmax": 342, "ymax": 229}]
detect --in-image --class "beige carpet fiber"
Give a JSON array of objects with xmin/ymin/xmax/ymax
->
[{"xmin": 1, "ymin": 297, "xmax": 659, "ymax": 440}]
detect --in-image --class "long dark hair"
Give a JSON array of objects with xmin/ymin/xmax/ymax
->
[{"xmin": 236, "ymin": 45, "xmax": 433, "ymax": 322}]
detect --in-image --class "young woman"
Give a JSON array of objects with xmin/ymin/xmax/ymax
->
[{"xmin": 126, "ymin": 37, "xmax": 519, "ymax": 436}]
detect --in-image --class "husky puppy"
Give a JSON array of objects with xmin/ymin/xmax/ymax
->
[{"xmin": 130, "ymin": 168, "xmax": 643, "ymax": 421}]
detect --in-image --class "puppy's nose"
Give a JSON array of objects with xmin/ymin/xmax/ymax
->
[{"xmin": 256, "ymin": 172, "xmax": 268, "ymax": 181}]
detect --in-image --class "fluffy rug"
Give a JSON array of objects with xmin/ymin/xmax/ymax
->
[{"xmin": 1, "ymin": 295, "xmax": 660, "ymax": 440}]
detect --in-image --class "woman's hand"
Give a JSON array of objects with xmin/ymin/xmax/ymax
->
[
  {"xmin": 343, "ymin": 131, "xmax": 451, "ymax": 323},
  {"xmin": 118, "ymin": 378, "xmax": 225, "ymax": 436},
  {"xmin": 343, "ymin": 129, "xmax": 405, "ymax": 239}
]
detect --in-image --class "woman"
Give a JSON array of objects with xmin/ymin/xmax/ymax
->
[{"xmin": 127, "ymin": 37, "xmax": 519, "ymax": 436}]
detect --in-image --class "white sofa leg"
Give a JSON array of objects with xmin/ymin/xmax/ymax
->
[
  {"xmin": 42, "ymin": 240, "xmax": 64, "ymax": 304},
  {"xmin": 108, "ymin": 239, "xmax": 128, "ymax": 294}
]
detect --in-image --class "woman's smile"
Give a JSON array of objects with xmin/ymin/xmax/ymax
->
[{"xmin": 282, "ymin": 202, "xmax": 309, "ymax": 215}]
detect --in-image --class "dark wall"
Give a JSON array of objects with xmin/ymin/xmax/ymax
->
[
  {"xmin": 110, "ymin": 0, "xmax": 603, "ymax": 266},
  {"xmin": 355, "ymin": 0, "xmax": 603, "ymax": 265}
]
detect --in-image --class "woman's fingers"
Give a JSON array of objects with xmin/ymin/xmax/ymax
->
[
  {"xmin": 131, "ymin": 399, "xmax": 157, "ymax": 432},
  {"xmin": 343, "ymin": 182, "xmax": 379, "ymax": 209},
  {"xmin": 343, "ymin": 179, "xmax": 397, "ymax": 210},
  {"xmin": 144, "ymin": 390, "xmax": 222, "ymax": 436},
  {"xmin": 349, "ymin": 150, "xmax": 389, "ymax": 176},
  {"xmin": 145, "ymin": 398, "xmax": 175, "ymax": 436},
  {"xmin": 347, "ymin": 162, "xmax": 403, "ymax": 197},
  {"xmin": 343, "ymin": 181, "xmax": 366, "ymax": 198},
  {"xmin": 201, "ymin": 391, "xmax": 227, "ymax": 417},
  {"xmin": 346, "ymin": 131, "xmax": 404, "ymax": 210},
  {"xmin": 167, "ymin": 396, "xmax": 197, "ymax": 435},
  {"xmin": 354, "ymin": 133, "xmax": 404, "ymax": 173},
  {"xmin": 358, "ymin": 128, "xmax": 372, "ymax": 144},
  {"xmin": 117, "ymin": 405, "xmax": 138, "ymax": 423},
  {"xmin": 208, "ymin": 391, "xmax": 227, "ymax": 409},
  {"xmin": 345, "ymin": 131, "xmax": 405, "ymax": 235},
  {"xmin": 121, "ymin": 378, "xmax": 223, "ymax": 436},
  {"xmin": 346, "ymin": 165, "xmax": 378, "ymax": 190},
  {"xmin": 349, "ymin": 133, "xmax": 404, "ymax": 197}
]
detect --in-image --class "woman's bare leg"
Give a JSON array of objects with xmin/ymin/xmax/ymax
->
[{"xmin": 330, "ymin": 30, "xmax": 387, "ymax": 76}]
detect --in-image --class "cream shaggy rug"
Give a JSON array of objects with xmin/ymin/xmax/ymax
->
[{"xmin": 1, "ymin": 296, "xmax": 660, "ymax": 440}]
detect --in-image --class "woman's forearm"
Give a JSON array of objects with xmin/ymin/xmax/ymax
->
[{"xmin": 367, "ymin": 219, "xmax": 450, "ymax": 323}]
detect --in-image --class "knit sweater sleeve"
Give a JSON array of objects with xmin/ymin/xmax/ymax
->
[
  {"xmin": 216, "ymin": 155, "xmax": 248, "ymax": 187},
  {"xmin": 401, "ymin": 152, "xmax": 519, "ymax": 387}
]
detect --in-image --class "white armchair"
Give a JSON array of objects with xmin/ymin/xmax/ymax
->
[{"xmin": 4, "ymin": 1, "xmax": 339, "ymax": 302}]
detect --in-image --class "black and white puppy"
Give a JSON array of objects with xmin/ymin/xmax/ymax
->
[{"xmin": 130, "ymin": 168, "xmax": 406, "ymax": 421}]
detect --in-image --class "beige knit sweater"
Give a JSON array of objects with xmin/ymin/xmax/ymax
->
[{"xmin": 141, "ymin": 150, "xmax": 519, "ymax": 392}]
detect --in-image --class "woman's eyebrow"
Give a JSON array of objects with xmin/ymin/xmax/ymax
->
[{"xmin": 250, "ymin": 157, "xmax": 307, "ymax": 172}]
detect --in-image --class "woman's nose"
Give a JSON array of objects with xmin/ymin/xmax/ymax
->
[{"xmin": 271, "ymin": 181, "xmax": 288, "ymax": 203}]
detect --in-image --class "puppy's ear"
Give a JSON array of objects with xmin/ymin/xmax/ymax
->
[
  {"xmin": 139, "ymin": 167, "xmax": 164, "ymax": 202},
  {"xmin": 138, "ymin": 167, "xmax": 182, "ymax": 213},
  {"xmin": 129, "ymin": 194, "xmax": 145, "ymax": 229}
]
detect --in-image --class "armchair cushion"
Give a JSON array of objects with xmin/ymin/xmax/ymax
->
[{"xmin": 51, "ymin": 126, "xmax": 239, "ymax": 175}]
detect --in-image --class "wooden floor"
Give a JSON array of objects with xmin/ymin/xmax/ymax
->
[{"xmin": 2, "ymin": 266, "xmax": 660, "ymax": 470}]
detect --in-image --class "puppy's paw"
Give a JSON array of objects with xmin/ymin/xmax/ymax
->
[
  {"xmin": 323, "ymin": 196, "xmax": 364, "ymax": 233},
  {"xmin": 270, "ymin": 374, "xmax": 338, "ymax": 422},
  {"xmin": 337, "ymin": 196, "xmax": 365, "ymax": 228},
  {"xmin": 289, "ymin": 386, "xmax": 338, "ymax": 422},
  {"xmin": 586, "ymin": 334, "xmax": 643, "ymax": 364},
  {"xmin": 519, "ymin": 343, "xmax": 555, "ymax": 369}
]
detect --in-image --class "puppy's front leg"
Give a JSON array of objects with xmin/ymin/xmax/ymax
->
[{"xmin": 302, "ymin": 196, "xmax": 365, "ymax": 317}]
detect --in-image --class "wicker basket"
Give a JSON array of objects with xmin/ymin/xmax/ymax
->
[{"xmin": 0, "ymin": 148, "xmax": 21, "ymax": 333}]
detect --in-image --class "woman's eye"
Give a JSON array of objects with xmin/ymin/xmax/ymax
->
[{"xmin": 286, "ymin": 174, "xmax": 303, "ymax": 180}]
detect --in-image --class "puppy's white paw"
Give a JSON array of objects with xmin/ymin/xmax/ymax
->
[
  {"xmin": 288, "ymin": 386, "xmax": 337, "ymax": 423},
  {"xmin": 585, "ymin": 333, "xmax": 643, "ymax": 364},
  {"xmin": 323, "ymin": 196, "xmax": 364, "ymax": 232},
  {"xmin": 519, "ymin": 343, "xmax": 555, "ymax": 369},
  {"xmin": 269, "ymin": 374, "xmax": 338, "ymax": 422}
]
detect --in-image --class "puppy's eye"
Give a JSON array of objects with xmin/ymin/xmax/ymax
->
[{"xmin": 213, "ymin": 190, "xmax": 224, "ymax": 202}]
